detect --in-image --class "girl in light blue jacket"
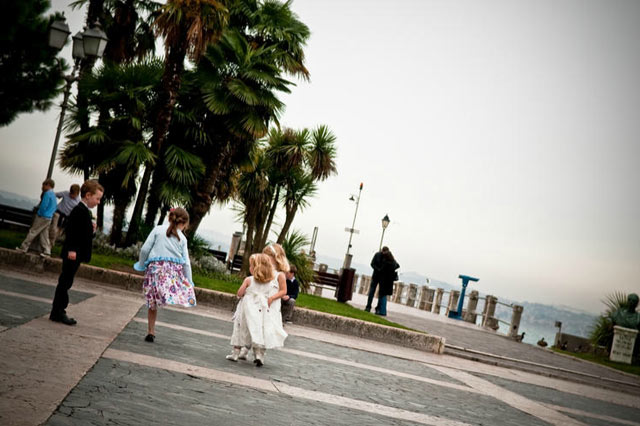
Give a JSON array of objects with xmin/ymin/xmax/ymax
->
[{"xmin": 134, "ymin": 207, "xmax": 196, "ymax": 342}]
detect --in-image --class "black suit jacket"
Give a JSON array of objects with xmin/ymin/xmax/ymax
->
[{"xmin": 62, "ymin": 203, "xmax": 94, "ymax": 263}]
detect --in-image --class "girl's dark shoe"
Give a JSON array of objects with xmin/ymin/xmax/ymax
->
[{"xmin": 145, "ymin": 334, "xmax": 155, "ymax": 343}]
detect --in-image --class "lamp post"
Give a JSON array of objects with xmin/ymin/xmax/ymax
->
[
  {"xmin": 379, "ymin": 214, "xmax": 390, "ymax": 250},
  {"xmin": 46, "ymin": 18, "xmax": 108, "ymax": 179},
  {"xmin": 344, "ymin": 182, "xmax": 363, "ymax": 269}
]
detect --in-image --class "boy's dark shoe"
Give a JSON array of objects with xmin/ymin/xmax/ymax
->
[{"xmin": 49, "ymin": 314, "xmax": 77, "ymax": 326}]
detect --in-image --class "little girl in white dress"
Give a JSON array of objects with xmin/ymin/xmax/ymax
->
[{"xmin": 227, "ymin": 253, "xmax": 287, "ymax": 366}]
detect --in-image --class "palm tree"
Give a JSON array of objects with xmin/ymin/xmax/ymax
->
[
  {"xmin": 589, "ymin": 291, "xmax": 630, "ymax": 351},
  {"xmin": 276, "ymin": 168, "xmax": 316, "ymax": 244},
  {"xmin": 185, "ymin": 26, "xmax": 293, "ymax": 235},
  {"xmin": 273, "ymin": 125, "xmax": 337, "ymax": 243},
  {"xmin": 60, "ymin": 60, "xmax": 162, "ymax": 244},
  {"xmin": 280, "ymin": 229, "xmax": 313, "ymax": 292},
  {"xmin": 125, "ymin": 0, "xmax": 229, "ymax": 246},
  {"xmin": 234, "ymin": 144, "xmax": 272, "ymax": 273}
]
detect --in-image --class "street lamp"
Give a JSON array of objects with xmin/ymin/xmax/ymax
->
[
  {"xmin": 379, "ymin": 214, "xmax": 390, "ymax": 250},
  {"xmin": 46, "ymin": 18, "xmax": 108, "ymax": 179},
  {"xmin": 344, "ymin": 182, "xmax": 363, "ymax": 268}
]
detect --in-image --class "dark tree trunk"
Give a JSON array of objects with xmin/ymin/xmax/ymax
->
[
  {"xmin": 240, "ymin": 209, "xmax": 256, "ymax": 276},
  {"xmin": 259, "ymin": 185, "xmax": 280, "ymax": 249},
  {"xmin": 125, "ymin": 42, "xmax": 186, "ymax": 246},
  {"xmin": 144, "ymin": 167, "xmax": 163, "ymax": 226},
  {"xmin": 158, "ymin": 205, "xmax": 170, "ymax": 225},
  {"xmin": 78, "ymin": 0, "xmax": 105, "ymax": 181},
  {"xmin": 185, "ymin": 160, "xmax": 221, "ymax": 236},
  {"xmin": 110, "ymin": 197, "xmax": 129, "ymax": 246},
  {"xmin": 124, "ymin": 164, "xmax": 152, "ymax": 246},
  {"xmin": 104, "ymin": 0, "xmax": 138, "ymax": 63},
  {"xmin": 277, "ymin": 204, "xmax": 298, "ymax": 244}
]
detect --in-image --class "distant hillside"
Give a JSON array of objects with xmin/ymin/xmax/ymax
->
[
  {"xmin": 0, "ymin": 190, "xmax": 39, "ymax": 210},
  {"xmin": 493, "ymin": 300, "xmax": 597, "ymax": 345}
]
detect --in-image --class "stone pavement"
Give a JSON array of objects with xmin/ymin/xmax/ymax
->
[
  {"xmin": 346, "ymin": 290, "xmax": 640, "ymax": 393},
  {"xmin": 1, "ymin": 269, "xmax": 640, "ymax": 426}
]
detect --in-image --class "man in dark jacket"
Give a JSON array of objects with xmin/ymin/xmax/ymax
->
[
  {"xmin": 49, "ymin": 180, "xmax": 103, "ymax": 326},
  {"xmin": 365, "ymin": 246, "xmax": 389, "ymax": 312},
  {"xmin": 281, "ymin": 264, "xmax": 299, "ymax": 322}
]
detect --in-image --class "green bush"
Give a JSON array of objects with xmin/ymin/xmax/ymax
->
[
  {"xmin": 281, "ymin": 229, "xmax": 314, "ymax": 292},
  {"xmin": 589, "ymin": 291, "xmax": 629, "ymax": 350}
]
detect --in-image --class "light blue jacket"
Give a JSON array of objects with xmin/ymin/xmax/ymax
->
[
  {"xmin": 37, "ymin": 190, "xmax": 57, "ymax": 219},
  {"xmin": 134, "ymin": 224, "xmax": 193, "ymax": 285}
]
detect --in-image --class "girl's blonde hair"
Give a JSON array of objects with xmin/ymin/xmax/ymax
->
[
  {"xmin": 250, "ymin": 254, "xmax": 275, "ymax": 283},
  {"xmin": 262, "ymin": 243, "xmax": 289, "ymax": 272},
  {"xmin": 167, "ymin": 207, "xmax": 189, "ymax": 240}
]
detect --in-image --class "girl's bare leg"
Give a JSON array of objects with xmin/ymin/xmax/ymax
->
[{"xmin": 147, "ymin": 308, "xmax": 157, "ymax": 335}]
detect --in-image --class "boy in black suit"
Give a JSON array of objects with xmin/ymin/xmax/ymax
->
[{"xmin": 50, "ymin": 180, "xmax": 104, "ymax": 326}]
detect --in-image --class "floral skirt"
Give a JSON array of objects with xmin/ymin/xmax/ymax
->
[{"xmin": 143, "ymin": 261, "xmax": 196, "ymax": 309}]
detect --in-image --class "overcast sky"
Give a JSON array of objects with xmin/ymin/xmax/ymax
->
[{"xmin": 1, "ymin": 0, "xmax": 639, "ymax": 314}]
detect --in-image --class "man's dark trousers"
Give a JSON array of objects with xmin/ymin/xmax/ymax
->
[
  {"xmin": 365, "ymin": 273, "xmax": 382, "ymax": 312},
  {"xmin": 51, "ymin": 257, "xmax": 81, "ymax": 318}
]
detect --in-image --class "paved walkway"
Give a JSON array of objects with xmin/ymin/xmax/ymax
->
[
  {"xmin": 1, "ymin": 269, "xmax": 640, "ymax": 426},
  {"xmin": 346, "ymin": 290, "xmax": 640, "ymax": 392}
]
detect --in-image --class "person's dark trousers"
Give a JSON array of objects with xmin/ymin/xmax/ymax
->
[
  {"xmin": 281, "ymin": 298, "xmax": 296, "ymax": 321},
  {"xmin": 377, "ymin": 295, "xmax": 387, "ymax": 316},
  {"xmin": 365, "ymin": 276, "xmax": 381, "ymax": 311},
  {"xmin": 51, "ymin": 257, "xmax": 81, "ymax": 319}
]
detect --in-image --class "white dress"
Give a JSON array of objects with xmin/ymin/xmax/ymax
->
[{"xmin": 230, "ymin": 274, "xmax": 288, "ymax": 349}]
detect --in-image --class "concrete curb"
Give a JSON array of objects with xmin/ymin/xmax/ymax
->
[{"xmin": 0, "ymin": 247, "xmax": 445, "ymax": 354}]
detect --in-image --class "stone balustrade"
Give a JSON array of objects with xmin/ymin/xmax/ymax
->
[
  {"xmin": 445, "ymin": 290, "xmax": 460, "ymax": 316},
  {"xmin": 462, "ymin": 290, "xmax": 479, "ymax": 323},
  {"xmin": 406, "ymin": 283, "xmax": 418, "ymax": 307}
]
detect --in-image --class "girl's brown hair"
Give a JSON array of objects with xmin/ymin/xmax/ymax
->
[
  {"xmin": 167, "ymin": 207, "xmax": 189, "ymax": 240},
  {"xmin": 262, "ymin": 243, "xmax": 290, "ymax": 272},
  {"xmin": 250, "ymin": 254, "xmax": 275, "ymax": 283}
]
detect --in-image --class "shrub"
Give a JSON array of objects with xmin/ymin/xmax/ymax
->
[
  {"xmin": 281, "ymin": 229, "xmax": 314, "ymax": 293},
  {"xmin": 589, "ymin": 291, "xmax": 629, "ymax": 350}
]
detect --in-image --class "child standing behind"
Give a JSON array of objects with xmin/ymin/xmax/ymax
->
[
  {"xmin": 134, "ymin": 208, "xmax": 196, "ymax": 343},
  {"xmin": 262, "ymin": 243, "xmax": 289, "ymax": 306},
  {"xmin": 17, "ymin": 178, "xmax": 57, "ymax": 257},
  {"xmin": 49, "ymin": 183, "xmax": 81, "ymax": 244},
  {"xmin": 227, "ymin": 253, "xmax": 287, "ymax": 366}
]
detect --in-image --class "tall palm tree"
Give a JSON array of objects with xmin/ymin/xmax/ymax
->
[
  {"xmin": 60, "ymin": 60, "xmax": 162, "ymax": 244},
  {"xmin": 276, "ymin": 168, "xmax": 315, "ymax": 244},
  {"xmin": 125, "ymin": 0, "xmax": 229, "ymax": 246},
  {"xmin": 184, "ymin": 26, "xmax": 293, "ymax": 234},
  {"xmin": 274, "ymin": 125, "xmax": 337, "ymax": 243},
  {"xmin": 235, "ymin": 144, "xmax": 272, "ymax": 273}
]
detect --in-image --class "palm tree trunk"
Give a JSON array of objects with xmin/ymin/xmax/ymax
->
[
  {"xmin": 109, "ymin": 197, "xmax": 129, "ymax": 246},
  {"xmin": 158, "ymin": 205, "xmax": 170, "ymax": 225},
  {"xmin": 240, "ymin": 209, "xmax": 256, "ymax": 276},
  {"xmin": 277, "ymin": 204, "xmax": 298, "ymax": 244},
  {"xmin": 144, "ymin": 168, "xmax": 163, "ymax": 226},
  {"xmin": 259, "ymin": 185, "xmax": 280, "ymax": 249},
  {"xmin": 125, "ymin": 44, "xmax": 186, "ymax": 246},
  {"xmin": 124, "ymin": 164, "xmax": 152, "ymax": 246},
  {"xmin": 78, "ymin": 0, "xmax": 105, "ymax": 181},
  {"xmin": 186, "ymin": 158, "xmax": 223, "ymax": 236}
]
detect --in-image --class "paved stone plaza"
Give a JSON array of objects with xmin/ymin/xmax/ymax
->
[{"xmin": 1, "ymin": 269, "xmax": 639, "ymax": 426}]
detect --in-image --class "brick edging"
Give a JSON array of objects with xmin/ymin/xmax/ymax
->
[{"xmin": 0, "ymin": 247, "xmax": 445, "ymax": 354}]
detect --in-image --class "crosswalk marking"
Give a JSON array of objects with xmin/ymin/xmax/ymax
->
[{"xmin": 103, "ymin": 348, "xmax": 472, "ymax": 426}]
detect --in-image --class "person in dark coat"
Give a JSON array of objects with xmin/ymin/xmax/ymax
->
[
  {"xmin": 49, "ymin": 180, "xmax": 103, "ymax": 326},
  {"xmin": 376, "ymin": 249, "xmax": 399, "ymax": 316},
  {"xmin": 365, "ymin": 246, "xmax": 389, "ymax": 312}
]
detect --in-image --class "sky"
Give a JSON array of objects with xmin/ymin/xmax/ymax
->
[{"xmin": 1, "ymin": 0, "xmax": 639, "ymax": 314}]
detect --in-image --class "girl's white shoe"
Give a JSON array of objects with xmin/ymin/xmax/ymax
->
[
  {"xmin": 238, "ymin": 346, "xmax": 249, "ymax": 360},
  {"xmin": 253, "ymin": 347, "xmax": 265, "ymax": 367},
  {"xmin": 226, "ymin": 347, "xmax": 240, "ymax": 362}
]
